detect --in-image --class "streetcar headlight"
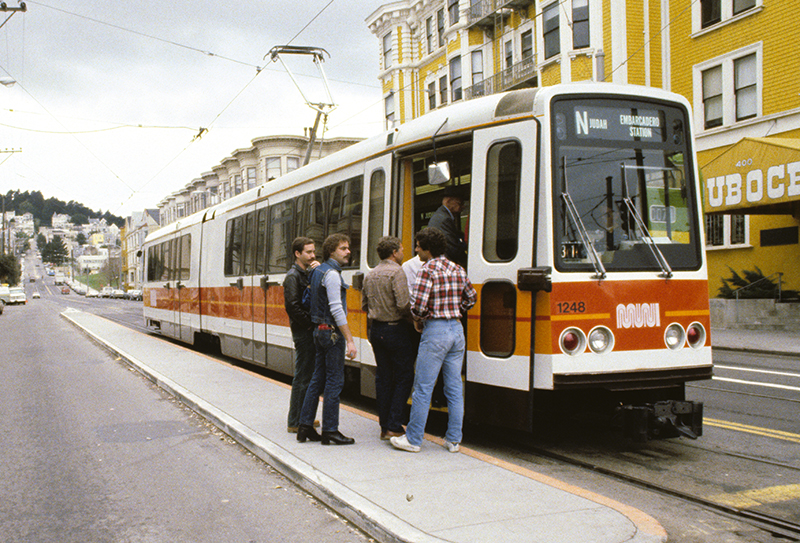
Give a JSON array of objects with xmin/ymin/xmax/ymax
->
[
  {"xmin": 559, "ymin": 327, "xmax": 586, "ymax": 356},
  {"xmin": 587, "ymin": 326, "xmax": 614, "ymax": 354},
  {"xmin": 686, "ymin": 322, "xmax": 706, "ymax": 349},
  {"xmin": 664, "ymin": 323, "xmax": 686, "ymax": 350}
]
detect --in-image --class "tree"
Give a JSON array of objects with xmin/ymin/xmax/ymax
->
[
  {"xmin": 718, "ymin": 266, "xmax": 799, "ymax": 300},
  {"xmin": 0, "ymin": 253, "xmax": 21, "ymax": 285},
  {"xmin": 36, "ymin": 233, "xmax": 46, "ymax": 248},
  {"xmin": 76, "ymin": 232, "xmax": 87, "ymax": 246},
  {"xmin": 41, "ymin": 235, "xmax": 69, "ymax": 266}
]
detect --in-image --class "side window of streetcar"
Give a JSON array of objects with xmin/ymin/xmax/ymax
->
[
  {"xmin": 268, "ymin": 201, "xmax": 294, "ymax": 273},
  {"xmin": 224, "ymin": 216, "xmax": 244, "ymax": 276},
  {"xmin": 179, "ymin": 234, "xmax": 191, "ymax": 281},
  {"xmin": 255, "ymin": 208, "xmax": 268, "ymax": 275},
  {"xmin": 367, "ymin": 169, "xmax": 386, "ymax": 268},
  {"xmin": 483, "ymin": 140, "xmax": 522, "ymax": 262},
  {"xmin": 479, "ymin": 281, "xmax": 516, "ymax": 358}
]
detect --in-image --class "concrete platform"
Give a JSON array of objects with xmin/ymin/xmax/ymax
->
[{"xmin": 62, "ymin": 309, "xmax": 667, "ymax": 543}]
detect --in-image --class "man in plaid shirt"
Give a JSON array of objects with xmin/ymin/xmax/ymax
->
[{"xmin": 391, "ymin": 227, "xmax": 476, "ymax": 454}]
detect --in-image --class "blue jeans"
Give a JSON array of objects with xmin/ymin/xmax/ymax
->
[
  {"xmin": 287, "ymin": 329, "xmax": 315, "ymax": 428},
  {"xmin": 369, "ymin": 321, "xmax": 416, "ymax": 433},
  {"xmin": 405, "ymin": 319, "xmax": 465, "ymax": 447},
  {"xmin": 299, "ymin": 327, "xmax": 345, "ymax": 432}
]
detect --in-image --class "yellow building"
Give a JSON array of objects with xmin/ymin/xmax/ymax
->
[{"xmin": 367, "ymin": 0, "xmax": 799, "ymax": 299}]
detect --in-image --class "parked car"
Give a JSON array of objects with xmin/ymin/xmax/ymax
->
[
  {"xmin": 61, "ymin": 286, "xmax": 70, "ymax": 295},
  {"xmin": 0, "ymin": 285, "xmax": 9, "ymax": 305},
  {"xmin": 110, "ymin": 289, "xmax": 125, "ymax": 299},
  {"xmin": 0, "ymin": 300, "xmax": 4, "ymax": 314},
  {"xmin": 9, "ymin": 287, "xmax": 26, "ymax": 305},
  {"xmin": 32, "ymin": 291, "xmax": 41, "ymax": 299},
  {"xmin": 125, "ymin": 289, "xmax": 143, "ymax": 301},
  {"xmin": 100, "ymin": 286, "xmax": 114, "ymax": 298},
  {"xmin": 86, "ymin": 289, "xmax": 100, "ymax": 298}
]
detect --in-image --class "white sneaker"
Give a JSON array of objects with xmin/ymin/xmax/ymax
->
[
  {"xmin": 444, "ymin": 440, "xmax": 460, "ymax": 453},
  {"xmin": 390, "ymin": 434, "xmax": 420, "ymax": 453}
]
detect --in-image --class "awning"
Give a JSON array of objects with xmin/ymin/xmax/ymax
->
[{"xmin": 702, "ymin": 137, "xmax": 800, "ymax": 215}]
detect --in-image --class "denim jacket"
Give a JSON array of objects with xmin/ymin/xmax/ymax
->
[{"xmin": 309, "ymin": 259, "xmax": 348, "ymax": 327}]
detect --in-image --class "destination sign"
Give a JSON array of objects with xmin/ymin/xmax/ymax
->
[{"xmin": 572, "ymin": 106, "xmax": 666, "ymax": 142}]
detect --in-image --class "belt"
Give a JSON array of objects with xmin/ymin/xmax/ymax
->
[
  {"xmin": 317, "ymin": 323, "xmax": 336, "ymax": 330},
  {"xmin": 373, "ymin": 320, "xmax": 401, "ymax": 325}
]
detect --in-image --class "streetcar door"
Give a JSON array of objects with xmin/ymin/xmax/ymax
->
[
  {"xmin": 240, "ymin": 207, "xmax": 259, "ymax": 363},
  {"xmin": 263, "ymin": 199, "xmax": 295, "ymax": 373},
  {"xmin": 357, "ymin": 154, "xmax": 393, "ymax": 391},
  {"xmin": 174, "ymin": 231, "xmax": 195, "ymax": 344},
  {"xmin": 251, "ymin": 203, "xmax": 269, "ymax": 367},
  {"xmin": 220, "ymin": 205, "xmax": 254, "ymax": 360},
  {"xmin": 465, "ymin": 122, "xmax": 537, "ymax": 430}
]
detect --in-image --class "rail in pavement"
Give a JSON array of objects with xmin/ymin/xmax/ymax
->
[{"xmin": 62, "ymin": 309, "xmax": 667, "ymax": 543}]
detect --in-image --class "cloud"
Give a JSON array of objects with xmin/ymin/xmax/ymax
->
[{"xmin": 0, "ymin": 0, "xmax": 383, "ymax": 216}]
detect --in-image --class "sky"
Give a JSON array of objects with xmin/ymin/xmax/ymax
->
[{"xmin": 0, "ymin": 0, "xmax": 386, "ymax": 218}]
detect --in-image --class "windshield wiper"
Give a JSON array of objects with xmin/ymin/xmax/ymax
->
[
  {"xmin": 620, "ymin": 165, "xmax": 673, "ymax": 278},
  {"xmin": 561, "ymin": 157, "xmax": 606, "ymax": 280}
]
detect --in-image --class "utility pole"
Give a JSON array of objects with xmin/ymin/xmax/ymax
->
[{"xmin": 0, "ymin": 148, "xmax": 21, "ymax": 255}]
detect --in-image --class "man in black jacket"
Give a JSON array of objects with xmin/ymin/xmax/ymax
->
[
  {"xmin": 283, "ymin": 237, "xmax": 319, "ymax": 433},
  {"xmin": 427, "ymin": 185, "xmax": 467, "ymax": 267}
]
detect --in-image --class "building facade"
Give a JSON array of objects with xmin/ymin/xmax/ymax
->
[
  {"xmin": 367, "ymin": 0, "xmax": 800, "ymax": 298},
  {"xmin": 157, "ymin": 134, "xmax": 362, "ymax": 227}
]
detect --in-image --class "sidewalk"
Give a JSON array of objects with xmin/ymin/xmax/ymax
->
[
  {"xmin": 62, "ymin": 309, "xmax": 667, "ymax": 543},
  {"xmin": 711, "ymin": 327, "xmax": 800, "ymax": 357}
]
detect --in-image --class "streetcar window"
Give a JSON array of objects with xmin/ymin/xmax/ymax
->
[
  {"xmin": 479, "ymin": 281, "xmax": 516, "ymax": 358},
  {"xmin": 367, "ymin": 169, "xmax": 386, "ymax": 268},
  {"xmin": 328, "ymin": 177, "xmax": 363, "ymax": 268},
  {"xmin": 296, "ymin": 190, "xmax": 326, "ymax": 255},
  {"xmin": 178, "ymin": 234, "xmax": 191, "ymax": 281},
  {"xmin": 243, "ymin": 211, "xmax": 256, "ymax": 275},
  {"xmin": 483, "ymin": 141, "xmax": 521, "ymax": 262},
  {"xmin": 268, "ymin": 201, "xmax": 294, "ymax": 273},
  {"xmin": 224, "ymin": 216, "xmax": 244, "ymax": 276},
  {"xmin": 163, "ymin": 239, "xmax": 173, "ymax": 281},
  {"xmin": 255, "ymin": 208, "xmax": 268, "ymax": 274},
  {"xmin": 551, "ymin": 97, "xmax": 702, "ymax": 273}
]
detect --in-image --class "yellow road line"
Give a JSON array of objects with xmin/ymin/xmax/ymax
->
[
  {"xmin": 705, "ymin": 418, "xmax": 800, "ymax": 444},
  {"xmin": 707, "ymin": 484, "xmax": 800, "ymax": 508}
]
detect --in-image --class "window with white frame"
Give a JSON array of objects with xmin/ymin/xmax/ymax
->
[
  {"xmin": 471, "ymin": 50, "xmax": 483, "ymax": 84},
  {"xmin": 383, "ymin": 32, "xmax": 393, "ymax": 69},
  {"xmin": 385, "ymin": 93, "xmax": 395, "ymax": 126},
  {"xmin": 450, "ymin": 56, "xmax": 462, "ymax": 102},
  {"xmin": 696, "ymin": 0, "xmax": 759, "ymax": 31},
  {"xmin": 287, "ymin": 156, "xmax": 300, "ymax": 172},
  {"xmin": 246, "ymin": 167, "xmax": 257, "ymax": 190},
  {"xmin": 448, "ymin": 0, "xmax": 459, "ymax": 25},
  {"xmin": 695, "ymin": 44, "xmax": 761, "ymax": 131},
  {"xmin": 521, "ymin": 30, "xmax": 533, "ymax": 59},
  {"xmin": 504, "ymin": 40, "xmax": 513, "ymax": 69},
  {"xmin": 428, "ymin": 81, "xmax": 437, "ymax": 110},
  {"xmin": 437, "ymin": 9, "xmax": 445, "ymax": 47},
  {"xmin": 426, "ymin": 17, "xmax": 434, "ymax": 54},
  {"xmin": 265, "ymin": 157, "xmax": 281, "ymax": 181},
  {"xmin": 543, "ymin": 2, "xmax": 560, "ymax": 59},
  {"xmin": 706, "ymin": 214, "xmax": 748, "ymax": 248},
  {"xmin": 734, "ymin": 54, "xmax": 757, "ymax": 122},
  {"xmin": 572, "ymin": 0, "xmax": 589, "ymax": 49},
  {"xmin": 439, "ymin": 75, "xmax": 448, "ymax": 105}
]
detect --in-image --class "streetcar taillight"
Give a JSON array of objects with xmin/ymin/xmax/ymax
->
[
  {"xmin": 686, "ymin": 322, "xmax": 706, "ymax": 349},
  {"xmin": 560, "ymin": 328, "xmax": 586, "ymax": 355}
]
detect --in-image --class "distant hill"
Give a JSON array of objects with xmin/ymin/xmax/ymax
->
[{"xmin": 3, "ymin": 190, "xmax": 124, "ymax": 228}]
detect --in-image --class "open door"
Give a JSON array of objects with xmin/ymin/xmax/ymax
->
[{"xmin": 465, "ymin": 122, "xmax": 537, "ymax": 431}]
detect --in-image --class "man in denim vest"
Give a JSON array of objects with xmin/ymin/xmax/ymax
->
[{"xmin": 297, "ymin": 233, "xmax": 358, "ymax": 445}]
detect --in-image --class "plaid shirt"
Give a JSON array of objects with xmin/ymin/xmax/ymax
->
[{"xmin": 411, "ymin": 256, "xmax": 476, "ymax": 320}]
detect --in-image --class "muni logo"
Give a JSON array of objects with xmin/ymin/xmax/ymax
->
[{"xmin": 616, "ymin": 303, "xmax": 661, "ymax": 329}]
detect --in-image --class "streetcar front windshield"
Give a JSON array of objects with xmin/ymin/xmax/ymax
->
[{"xmin": 551, "ymin": 96, "xmax": 702, "ymax": 273}]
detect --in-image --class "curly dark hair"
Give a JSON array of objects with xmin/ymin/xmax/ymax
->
[
  {"xmin": 415, "ymin": 227, "xmax": 447, "ymax": 258},
  {"xmin": 322, "ymin": 233, "xmax": 350, "ymax": 261}
]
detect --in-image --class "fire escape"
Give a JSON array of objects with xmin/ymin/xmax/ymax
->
[{"xmin": 464, "ymin": 0, "xmax": 537, "ymax": 101}]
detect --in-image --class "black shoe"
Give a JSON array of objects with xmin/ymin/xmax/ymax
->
[
  {"xmin": 297, "ymin": 424, "xmax": 321, "ymax": 443},
  {"xmin": 321, "ymin": 430, "xmax": 355, "ymax": 445}
]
